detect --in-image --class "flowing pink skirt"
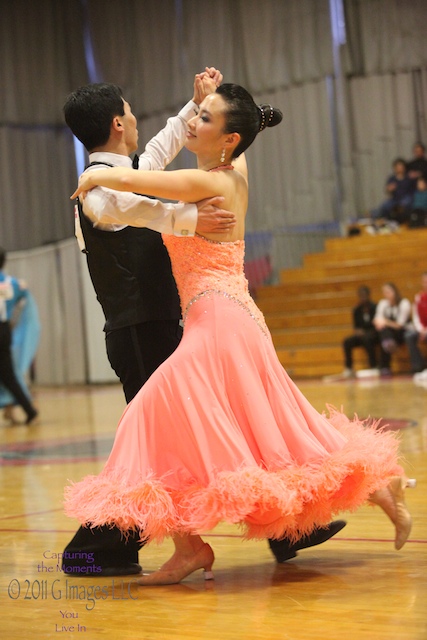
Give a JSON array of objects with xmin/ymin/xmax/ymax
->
[{"xmin": 65, "ymin": 293, "xmax": 402, "ymax": 542}]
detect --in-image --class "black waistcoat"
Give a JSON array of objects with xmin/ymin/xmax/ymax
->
[{"xmin": 77, "ymin": 197, "xmax": 181, "ymax": 332}]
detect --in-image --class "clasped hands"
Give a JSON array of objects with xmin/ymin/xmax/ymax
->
[{"xmin": 192, "ymin": 67, "xmax": 223, "ymax": 105}]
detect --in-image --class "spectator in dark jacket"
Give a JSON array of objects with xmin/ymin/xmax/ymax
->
[
  {"xmin": 323, "ymin": 286, "xmax": 378, "ymax": 382},
  {"xmin": 371, "ymin": 158, "xmax": 415, "ymax": 223},
  {"xmin": 342, "ymin": 286, "xmax": 378, "ymax": 378},
  {"xmin": 407, "ymin": 142, "xmax": 427, "ymax": 186}
]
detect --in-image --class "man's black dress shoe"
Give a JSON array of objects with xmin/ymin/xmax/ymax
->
[
  {"xmin": 268, "ymin": 520, "xmax": 347, "ymax": 563},
  {"xmin": 62, "ymin": 524, "xmax": 145, "ymax": 577}
]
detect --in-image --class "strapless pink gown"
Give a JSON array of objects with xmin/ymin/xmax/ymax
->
[{"xmin": 65, "ymin": 235, "xmax": 402, "ymax": 542}]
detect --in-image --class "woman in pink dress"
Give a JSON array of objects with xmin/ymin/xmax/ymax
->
[{"xmin": 66, "ymin": 84, "xmax": 414, "ymax": 585}]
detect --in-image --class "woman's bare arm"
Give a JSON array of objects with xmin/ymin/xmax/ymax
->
[{"xmin": 72, "ymin": 167, "xmax": 224, "ymax": 204}]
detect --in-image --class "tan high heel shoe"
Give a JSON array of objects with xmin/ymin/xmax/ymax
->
[
  {"xmin": 136, "ymin": 543, "xmax": 215, "ymax": 586},
  {"xmin": 369, "ymin": 476, "xmax": 415, "ymax": 550}
]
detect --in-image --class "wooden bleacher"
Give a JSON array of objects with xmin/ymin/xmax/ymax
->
[{"xmin": 256, "ymin": 226, "xmax": 427, "ymax": 379}]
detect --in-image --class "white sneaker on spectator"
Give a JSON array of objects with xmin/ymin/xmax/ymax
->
[
  {"xmin": 356, "ymin": 368, "xmax": 380, "ymax": 379},
  {"xmin": 413, "ymin": 369, "xmax": 427, "ymax": 382}
]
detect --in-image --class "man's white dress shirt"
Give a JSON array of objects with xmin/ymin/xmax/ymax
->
[{"xmin": 76, "ymin": 101, "xmax": 199, "ymax": 243}]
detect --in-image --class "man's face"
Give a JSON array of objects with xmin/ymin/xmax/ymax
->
[
  {"xmin": 120, "ymin": 99, "xmax": 139, "ymax": 154},
  {"xmin": 413, "ymin": 144, "xmax": 425, "ymax": 159},
  {"xmin": 358, "ymin": 288, "xmax": 370, "ymax": 303},
  {"xmin": 394, "ymin": 161, "xmax": 406, "ymax": 174}
]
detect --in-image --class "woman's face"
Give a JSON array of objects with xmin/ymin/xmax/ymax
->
[
  {"xmin": 186, "ymin": 93, "xmax": 229, "ymax": 157},
  {"xmin": 383, "ymin": 285, "xmax": 396, "ymax": 303}
]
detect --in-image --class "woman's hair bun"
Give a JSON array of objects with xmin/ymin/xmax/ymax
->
[{"xmin": 257, "ymin": 104, "xmax": 283, "ymax": 131}]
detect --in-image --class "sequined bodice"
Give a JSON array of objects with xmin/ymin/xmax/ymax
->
[{"xmin": 162, "ymin": 234, "xmax": 268, "ymax": 335}]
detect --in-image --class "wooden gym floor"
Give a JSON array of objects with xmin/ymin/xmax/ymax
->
[{"xmin": 0, "ymin": 376, "xmax": 426, "ymax": 640}]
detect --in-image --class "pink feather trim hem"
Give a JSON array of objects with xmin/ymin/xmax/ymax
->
[{"xmin": 64, "ymin": 413, "xmax": 403, "ymax": 543}]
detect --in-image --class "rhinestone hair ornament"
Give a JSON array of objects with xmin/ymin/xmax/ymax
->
[{"xmin": 258, "ymin": 105, "xmax": 274, "ymax": 132}]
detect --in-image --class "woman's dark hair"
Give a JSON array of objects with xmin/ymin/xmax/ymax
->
[
  {"xmin": 384, "ymin": 282, "xmax": 402, "ymax": 304},
  {"xmin": 216, "ymin": 84, "xmax": 282, "ymax": 158},
  {"xmin": 0, "ymin": 247, "xmax": 5, "ymax": 270}
]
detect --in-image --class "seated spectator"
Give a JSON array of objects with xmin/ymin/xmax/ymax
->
[
  {"xmin": 408, "ymin": 175, "xmax": 427, "ymax": 228},
  {"xmin": 407, "ymin": 142, "xmax": 427, "ymax": 186},
  {"xmin": 412, "ymin": 175, "xmax": 427, "ymax": 210},
  {"xmin": 373, "ymin": 283, "xmax": 412, "ymax": 377},
  {"xmin": 341, "ymin": 286, "xmax": 378, "ymax": 378},
  {"xmin": 371, "ymin": 158, "xmax": 415, "ymax": 223},
  {"xmin": 405, "ymin": 272, "xmax": 427, "ymax": 380},
  {"xmin": 323, "ymin": 286, "xmax": 378, "ymax": 382}
]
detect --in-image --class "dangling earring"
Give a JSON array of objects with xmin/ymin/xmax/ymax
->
[{"xmin": 220, "ymin": 148, "xmax": 226, "ymax": 163}]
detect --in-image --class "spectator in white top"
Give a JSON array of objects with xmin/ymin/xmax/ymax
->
[{"xmin": 373, "ymin": 283, "xmax": 412, "ymax": 377}]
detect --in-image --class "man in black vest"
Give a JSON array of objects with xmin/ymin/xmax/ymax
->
[
  {"xmin": 62, "ymin": 71, "xmax": 345, "ymax": 576},
  {"xmin": 67, "ymin": 69, "xmax": 233, "ymax": 403}
]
